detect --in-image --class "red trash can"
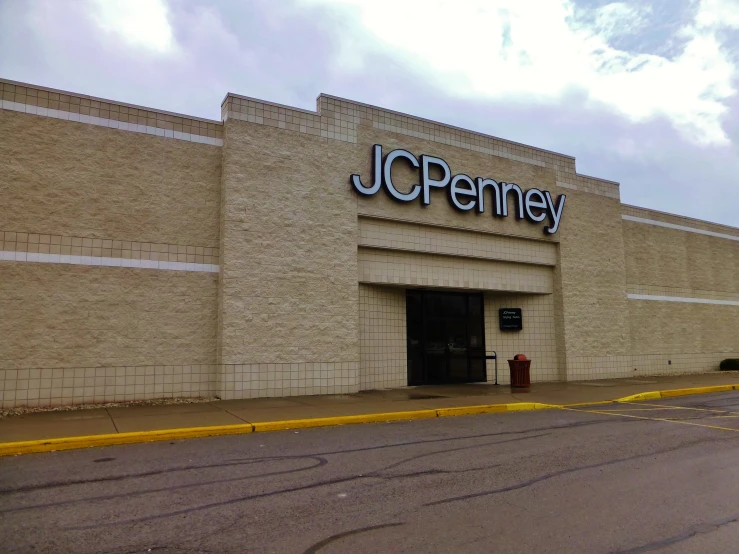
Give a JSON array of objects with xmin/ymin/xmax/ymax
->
[{"xmin": 508, "ymin": 354, "xmax": 531, "ymax": 388}]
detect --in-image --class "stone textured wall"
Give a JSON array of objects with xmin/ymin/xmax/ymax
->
[
  {"xmin": 623, "ymin": 219, "xmax": 738, "ymax": 295},
  {"xmin": 1, "ymin": 110, "xmax": 221, "ymax": 245},
  {"xmin": 0, "ymin": 263, "xmax": 217, "ymax": 407},
  {"xmin": 554, "ymin": 187, "xmax": 630, "ymax": 379},
  {"xmin": 0, "ymin": 107, "xmax": 221, "ymax": 408},
  {"xmin": 218, "ymin": 120, "xmax": 360, "ymax": 398},
  {"xmin": 628, "ymin": 301, "xmax": 738, "ymax": 364},
  {"xmin": 622, "ymin": 207, "xmax": 739, "ymax": 376}
]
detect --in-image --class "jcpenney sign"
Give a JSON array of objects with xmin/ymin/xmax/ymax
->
[{"xmin": 350, "ymin": 145, "xmax": 566, "ymax": 234}]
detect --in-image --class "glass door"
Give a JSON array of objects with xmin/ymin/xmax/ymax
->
[{"xmin": 406, "ymin": 290, "xmax": 486, "ymax": 385}]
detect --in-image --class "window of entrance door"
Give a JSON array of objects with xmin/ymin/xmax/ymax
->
[{"xmin": 406, "ymin": 290, "xmax": 486, "ymax": 385}]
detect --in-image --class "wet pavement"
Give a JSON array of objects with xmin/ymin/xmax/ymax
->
[{"xmin": 2, "ymin": 390, "xmax": 739, "ymax": 553}]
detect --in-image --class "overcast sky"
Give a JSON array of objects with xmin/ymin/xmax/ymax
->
[{"xmin": 1, "ymin": 0, "xmax": 738, "ymax": 227}]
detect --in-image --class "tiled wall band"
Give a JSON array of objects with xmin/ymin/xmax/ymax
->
[
  {"xmin": 622, "ymin": 205, "xmax": 739, "ymax": 239},
  {"xmin": 0, "ymin": 365, "xmax": 217, "ymax": 408},
  {"xmin": 1, "ymin": 79, "xmax": 223, "ymax": 146},
  {"xmin": 566, "ymin": 353, "xmax": 739, "ymax": 381},
  {"xmin": 1, "ymin": 231, "xmax": 219, "ymax": 265},
  {"xmin": 218, "ymin": 362, "xmax": 360, "ymax": 399},
  {"xmin": 359, "ymin": 285, "xmax": 408, "ymax": 389}
]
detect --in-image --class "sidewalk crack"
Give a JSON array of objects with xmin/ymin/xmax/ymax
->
[
  {"xmin": 105, "ymin": 408, "xmax": 120, "ymax": 434},
  {"xmin": 221, "ymin": 409, "xmax": 251, "ymax": 424}
]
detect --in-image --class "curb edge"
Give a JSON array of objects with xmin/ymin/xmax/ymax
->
[
  {"xmin": 1, "ymin": 384, "xmax": 737, "ymax": 456},
  {"xmin": 616, "ymin": 384, "xmax": 738, "ymax": 403}
]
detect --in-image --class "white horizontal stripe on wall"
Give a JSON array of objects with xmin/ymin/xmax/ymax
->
[
  {"xmin": 627, "ymin": 293, "xmax": 739, "ymax": 307},
  {"xmin": 1, "ymin": 100, "xmax": 223, "ymax": 147},
  {"xmin": 556, "ymin": 180, "xmax": 620, "ymax": 199},
  {"xmin": 0, "ymin": 251, "xmax": 219, "ymax": 273},
  {"xmin": 622, "ymin": 215, "xmax": 739, "ymax": 242}
]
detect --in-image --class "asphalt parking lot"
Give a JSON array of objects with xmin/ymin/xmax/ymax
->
[{"xmin": 3, "ymin": 391, "xmax": 739, "ymax": 553}]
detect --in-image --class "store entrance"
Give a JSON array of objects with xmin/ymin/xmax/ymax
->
[{"xmin": 406, "ymin": 290, "xmax": 486, "ymax": 385}]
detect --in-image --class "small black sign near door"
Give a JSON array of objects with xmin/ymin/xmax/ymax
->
[{"xmin": 499, "ymin": 308, "xmax": 522, "ymax": 331}]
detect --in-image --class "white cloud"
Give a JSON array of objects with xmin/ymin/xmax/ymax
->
[
  {"xmin": 89, "ymin": 0, "xmax": 176, "ymax": 54},
  {"xmin": 694, "ymin": 0, "xmax": 739, "ymax": 28},
  {"xmin": 304, "ymin": 0, "xmax": 739, "ymax": 145}
]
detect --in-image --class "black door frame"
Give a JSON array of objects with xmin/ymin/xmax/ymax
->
[{"xmin": 406, "ymin": 289, "xmax": 487, "ymax": 385}]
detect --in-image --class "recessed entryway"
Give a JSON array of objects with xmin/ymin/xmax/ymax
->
[{"xmin": 406, "ymin": 290, "xmax": 486, "ymax": 385}]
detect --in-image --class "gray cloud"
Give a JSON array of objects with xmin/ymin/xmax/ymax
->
[{"xmin": 0, "ymin": 0, "xmax": 736, "ymax": 226}]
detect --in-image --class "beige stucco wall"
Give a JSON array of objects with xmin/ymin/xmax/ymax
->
[
  {"xmin": 0, "ymin": 110, "xmax": 221, "ymax": 245},
  {"xmin": 3, "ymin": 78, "xmax": 737, "ymax": 407},
  {"xmin": 0, "ymin": 102, "xmax": 222, "ymax": 408},
  {"xmin": 622, "ymin": 206, "xmax": 739, "ymax": 376},
  {"xmin": 217, "ymin": 120, "xmax": 360, "ymax": 398},
  {"xmin": 628, "ymin": 301, "xmax": 739, "ymax": 374},
  {"xmin": 0, "ymin": 263, "xmax": 218, "ymax": 406},
  {"xmin": 553, "ymin": 186, "xmax": 630, "ymax": 380},
  {"xmin": 358, "ymin": 248, "xmax": 554, "ymax": 294},
  {"xmin": 623, "ymin": 215, "xmax": 738, "ymax": 295},
  {"xmin": 358, "ymin": 217, "xmax": 557, "ymax": 266}
]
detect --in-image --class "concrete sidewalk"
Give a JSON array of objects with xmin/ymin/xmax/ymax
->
[{"xmin": 3, "ymin": 372, "xmax": 739, "ymax": 443}]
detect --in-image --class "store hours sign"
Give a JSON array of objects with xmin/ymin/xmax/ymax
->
[
  {"xmin": 499, "ymin": 309, "xmax": 523, "ymax": 331},
  {"xmin": 350, "ymin": 144, "xmax": 566, "ymax": 234}
]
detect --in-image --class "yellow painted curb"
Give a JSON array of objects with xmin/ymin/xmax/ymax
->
[
  {"xmin": 251, "ymin": 409, "xmax": 439, "ymax": 432},
  {"xmin": 435, "ymin": 404, "xmax": 509, "ymax": 417},
  {"xmin": 435, "ymin": 402, "xmax": 554, "ymax": 417},
  {"xmin": 0, "ymin": 423, "xmax": 255, "ymax": 457},
  {"xmin": 618, "ymin": 384, "xmax": 738, "ymax": 403},
  {"xmin": 506, "ymin": 402, "xmax": 555, "ymax": 411},
  {"xmin": 659, "ymin": 385, "xmax": 735, "ymax": 398},
  {"xmin": 0, "ymin": 403, "xmax": 555, "ymax": 456}
]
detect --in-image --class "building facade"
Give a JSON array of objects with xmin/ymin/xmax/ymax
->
[{"xmin": 1, "ymin": 78, "xmax": 737, "ymax": 408}]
